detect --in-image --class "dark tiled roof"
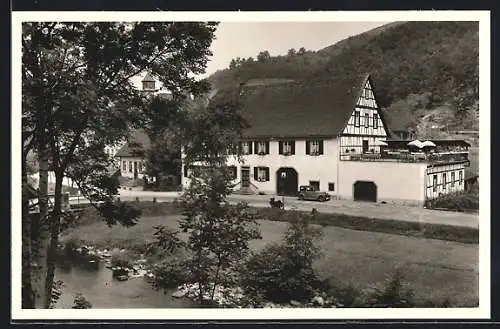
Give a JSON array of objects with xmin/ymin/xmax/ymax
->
[
  {"xmin": 142, "ymin": 72, "xmax": 155, "ymax": 82},
  {"xmin": 115, "ymin": 130, "xmax": 151, "ymax": 158},
  {"xmin": 211, "ymin": 73, "xmax": 375, "ymax": 139}
]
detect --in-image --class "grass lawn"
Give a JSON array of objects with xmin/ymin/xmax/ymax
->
[{"xmin": 63, "ymin": 214, "xmax": 478, "ymax": 307}]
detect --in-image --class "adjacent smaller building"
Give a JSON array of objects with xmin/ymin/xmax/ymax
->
[{"xmin": 115, "ymin": 130, "xmax": 150, "ymax": 180}]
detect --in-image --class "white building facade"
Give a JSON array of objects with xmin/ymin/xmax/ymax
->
[{"xmin": 181, "ymin": 74, "xmax": 470, "ymax": 206}]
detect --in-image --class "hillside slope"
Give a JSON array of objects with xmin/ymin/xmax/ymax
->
[{"xmin": 208, "ymin": 21, "xmax": 479, "ymax": 134}]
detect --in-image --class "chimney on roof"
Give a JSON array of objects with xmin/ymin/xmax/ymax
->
[{"xmin": 142, "ymin": 72, "xmax": 156, "ymax": 91}]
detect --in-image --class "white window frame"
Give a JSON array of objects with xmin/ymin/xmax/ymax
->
[
  {"xmin": 257, "ymin": 167, "xmax": 267, "ymax": 182},
  {"xmin": 241, "ymin": 142, "xmax": 250, "ymax": 155},
  {"xmin": 283, "ymin": 141, "xmax": 292, "ymax": 154},
  {"xmin": 310, "ymin": 140, "xmax": 320, "ymax": 154},
  {"xmin": 257, "ymin": 141, "xmax": 266, "ymax": 154}
]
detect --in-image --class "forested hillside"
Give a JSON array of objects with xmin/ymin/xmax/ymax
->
[{"xmin": 208, "ymin": 21, "xmax": 479, "ymax": 136}]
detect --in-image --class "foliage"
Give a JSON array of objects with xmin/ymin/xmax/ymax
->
[
  {"xmin": 143, "ymin": 95, "xmax": 187, "ymax": 183},
  {"xmin": 424, "ymin": 189, "xmax": 479, "ymax": 211},
  {"xmin": 72, "ymin": 293, "xmax": 92, "ymax": 309},
  {"xmin": 150, "ymin": 86, "xmax": 261, "ymax": 305},
  {"xmin": 49, "ymin": 280, "xmax": 65, "ymax": 308},
  {"xmin": 254, "ymin": 207, "xmax": 478, "ymax": 244},
  {"xmin": 110, "ymin": 250, "xmax": 134, "ymax": 268},
  {"xmin": 240, "ymin": 213, "xmax": 324, "ymax": 303},
  {"xmin": 22, "ymin": 21, "xmax": 218, "ymax": 308},
  {"xmin": 351, "ymin": 271, "xmax": 415, "ymax": 308}
]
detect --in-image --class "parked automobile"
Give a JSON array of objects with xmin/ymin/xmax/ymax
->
[{"xmin": 297, "ymin": 185, "xmax": 331, "ymax": 202}]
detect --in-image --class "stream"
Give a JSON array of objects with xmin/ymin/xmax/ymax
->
[{"xmin": 54, "ymin": 261, "xmax": 196, "ymax": 308}]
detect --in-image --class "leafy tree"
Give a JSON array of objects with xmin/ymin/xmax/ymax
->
[
  {"xmin": 22, "ymin": 21, "xmax": 217, "ymax": 308},
  {"xmin": 240, "ymin": 212, "xmax": 324, "ymax": 304},
  {"xmin": 298, "ymin": 47, "xmax": 307, "ymax": 55},
  {"xmin": 257, "ymin": 50, "xmax": 271, "ymax": 62},
  {"xmin": 229, "ymin": 59, "xmax": 237, "ymax": 69},
  {"xmin": 151, "ymin": 88, "xmax": 262, "ymax": 306},
  {"xmin": 287, "ymin": 48, "xmax": 296, "ymax": 56},
  {"xmin": 142, "ymin": 95, "xmax": 189, "ymax": 187}
]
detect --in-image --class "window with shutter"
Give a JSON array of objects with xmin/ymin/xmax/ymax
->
[
  {"xmin": 279, "ymin": 141, "xmax": 283, "ymax": 154},
  {"xmin": 254, "ymin": 167, "xmax": 258, "ymax": 180},
  {"xmin": 459, "ymin": 170, "xmax": 463, "ymax": 185},
  {"xmin": 319, "ymin": 140, "xmax": 324, "ymax": 155},
  {"xmin": 373, "ymin": 113, "xmax": 378, "ymax": 129},
  {"xmin": 364, "ymin": 113, "xmax": 369, "ymax": 128},
  {"xmin": 256, "ymin": 167, "xmax": 268, "ymax": 182},
  {"xmin": 256, "ymin": 141, "xmax": 267, "ymax": 154},
  {"xmin": 451, "ymin": 172, "xmax": 455, "ymax": 187},
  {"xmin": 123, "ymin": 161, "xmax": 127, "ymax": 171},
  {"xmin": 310, "ymin": 140, "xmax": 320, "ymax": 155},
  {"xmin": 442, "ymin": 173, "xmax": 447, "ymax": 190},
  {"xmin": 305, "ymin": 141, "xmax": 310, "ymax": 155}
]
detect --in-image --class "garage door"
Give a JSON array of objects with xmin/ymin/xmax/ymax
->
[{"xmin": 353, "ymin": 181, "xmax": 377, "ymax": 202}]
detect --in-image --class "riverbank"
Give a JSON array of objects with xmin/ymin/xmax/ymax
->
[{"xmin": 61, "ymin": 206, "xmax": 479, "ymax": 307}]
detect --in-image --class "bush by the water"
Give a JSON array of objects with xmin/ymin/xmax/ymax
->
[
  {"xmin": 110, "ymin": 249, "xmax": 134, "ymax": 268},
  {"xmin": 425, "ymin": 188, "xmax": 479, "ymax": 211},
  {"xmin": 72, "ymin": 293, "xmax": 92, "ymax": 309}
]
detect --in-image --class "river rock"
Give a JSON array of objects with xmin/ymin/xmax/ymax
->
[
  {"xmin": 312, "ymin": 296, "xmax": 325, "ymax": 306},
  {"xmin": 172, "ymin": 290, "xmax": 186, "ymax": 298},
  {"xmin": 116, "ymin": 275, "xmax": 129, "ymax": 281}
]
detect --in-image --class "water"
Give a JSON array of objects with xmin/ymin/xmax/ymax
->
[{"xmin": 54, "ymin": 262, "xmax": 196, "ymax": 308}]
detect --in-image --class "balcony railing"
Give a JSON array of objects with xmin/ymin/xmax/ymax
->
[{"xmin": 343, "ymin": 151, "xmax": 469, "ymax": 164}]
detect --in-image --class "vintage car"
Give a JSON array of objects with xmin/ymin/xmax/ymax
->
[{"xmin": 297, "ymin": 185, "xmax": 331, "ymax": 202}]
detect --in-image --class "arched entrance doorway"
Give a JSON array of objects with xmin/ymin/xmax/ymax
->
[
  {"xmin": 276, "ymin": 167, "xmax": 298, "ymax": 196},
  {"xmin": 353, "ymin": 181, "xmax": 377, "ymax": 202}
]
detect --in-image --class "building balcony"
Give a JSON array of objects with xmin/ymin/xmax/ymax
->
[{"xmin": 342, "ymin": 151, "xmax": 469, "ymax": 165}]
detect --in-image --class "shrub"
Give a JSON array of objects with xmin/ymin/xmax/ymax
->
[
  {"xmin": 110, "ymin": 250, "xmax": 133, "ymax": 268},
  {"xmin": 240, "ymin": 214, "xmax": 324, "ymax": 303},
  {"xmin": 425, "ymin": 189, "xmax": 479, "ymax": 211},
  {"xmin": 72, "ymin": 293, "xmax": 92, "ymax": 309},
  {"xmin": 151, "ymin": 257, "xmax": 190, "ymax": 289},
  {"xmin": 351, "ymin": 271, "xmax": 415, "ymax": 308}
]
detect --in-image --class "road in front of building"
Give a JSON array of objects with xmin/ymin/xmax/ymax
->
[{"xmin": 91, "ymin": 189, "xmax": 479, "ymax": 229}]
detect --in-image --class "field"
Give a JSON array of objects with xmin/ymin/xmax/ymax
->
[{"xmin": 63, "ymin": 212, "xmax": 478, "ymax": 306}]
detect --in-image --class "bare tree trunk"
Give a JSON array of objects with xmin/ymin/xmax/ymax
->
[
  {"xmin": 44, "ymin": 170, "xmax": 63, "ymax": 308},
  {"xmin": 21, "ymin": 152, "xmax": 34, "ymax": 308},
  {"xmin": 30, "ymin": 126, "xmax": 52, "ymax": 308}
]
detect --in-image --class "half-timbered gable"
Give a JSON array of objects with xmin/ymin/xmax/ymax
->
[{"xmin": 340, "ymin": 76, "xmax": 389, "ymax": 159}]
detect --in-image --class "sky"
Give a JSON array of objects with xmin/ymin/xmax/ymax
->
[
  {"xmin": 203, "ymin": 21, "xmax": 389, "ymax": 77},
  {"xmin": 132, "ymin": 21, "xmax": 389, "ymax": 87}
]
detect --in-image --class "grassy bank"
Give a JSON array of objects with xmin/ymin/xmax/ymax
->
[
  {"xmin": 69, "ymin": 201, "xmax": 478, "ymax": 245},
  {"xmin": 61, "ymin": 212, "xmax": 478, "ymax": 307}
]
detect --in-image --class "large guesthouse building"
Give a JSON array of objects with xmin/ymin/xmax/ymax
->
[{"xmin": 181, "ymin": 74, "xmax": 470, "ymax": 207}]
